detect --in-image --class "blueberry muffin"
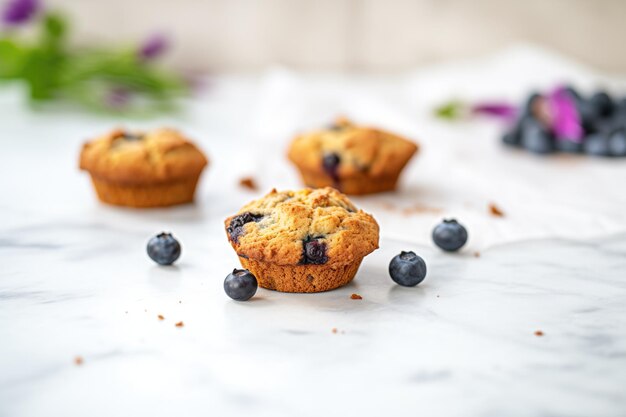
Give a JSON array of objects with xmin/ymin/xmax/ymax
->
[
  {"xmin": 287, "ymin": 117, "xmax": 419, "ymax": 195},
  {"xmin": 79, "ymin": 128, "xmax": 208, "ymax": 208},
  {"xmin": 224, "ymin": 187, "xmax": 379, "ymax": 293}
]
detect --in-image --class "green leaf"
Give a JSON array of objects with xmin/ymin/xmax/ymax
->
[
  {"xmin": 0, "ymin": 39, "xmax": 27, "ymax": 79},
  {"xmin": 434, "ymin": 101, "xmax": 465, "ymax": 120},
  {"xmin": 42, "ymin": 12, "xmax": 67, "ymax": 45}
]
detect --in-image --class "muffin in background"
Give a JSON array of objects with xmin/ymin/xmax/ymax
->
[
  {"xmin": 79, "ymin": 128, "xmax": 208, "ymax": 208},
  {"xmin": 287, "ymin": 117, "xmax": 418, "ymax": 195},
  {"xmin": 224, "ymin": 187, "xmax": 379, "ymax": 293}
]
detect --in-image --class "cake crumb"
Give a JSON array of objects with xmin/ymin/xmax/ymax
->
[
  {"xmin": 401, "ymin": 204, "xmax": 442, "ymax": 215},
  {"xmin": 175, "ymin": 321, "xmax": 184, "ymax": 327},
  {"xmin": 74, "ymin": 356, "xmax": 83, "ymax": 366},
  {"xmin": 158, "ymin": 315, "xmax": 165, "ymax": 320},
  {"xmin": 474, "ymin": 251, "xmax": 481, "ymax": 258},
  {"xmin": 331, "ymin": 328, "xmax": 338, "ymax": 334},
  {"xmin": 489, "ymin": 203, "xmax": 505, "ymax": 217},
  {"xmin": 534, "ymin": 330, "xmax": 544, "ymax": 337},
  {"xmin": 350, "ymin": 293, "xmax": 363, "ymax": 300},
  {"xmin": 239, "ymin": 177, "xmax": 258, "ymax": 191}
]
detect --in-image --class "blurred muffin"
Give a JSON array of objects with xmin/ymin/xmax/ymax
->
[
  {"xmin": 79, "ymin": 128, "xmax": 208, "ymax": 208},
  {"xmin": 224, "ymin": 187, "xmax": 379, "ymax": 293},
  {"xmin": 287, "ymin": 117, "xmax": 418, "ymax": 195}
]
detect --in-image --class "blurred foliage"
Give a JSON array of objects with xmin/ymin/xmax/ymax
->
[{"xmin": 0, "ymin": 8, "xmax": 188, "ymax": 115}]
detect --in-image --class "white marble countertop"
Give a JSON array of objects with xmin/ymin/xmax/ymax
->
[{"xmin": 1, "ymin": 46, "xmax": 626, "ymax": 416}]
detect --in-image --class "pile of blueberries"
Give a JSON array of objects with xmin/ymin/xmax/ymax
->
[
  {"xmin": 503, "ymin": 87, "xmax": 626, "ymax": 156},
  {"xmin": 146, "ymin": 218, "xmax": 469, "ymax": 301}
]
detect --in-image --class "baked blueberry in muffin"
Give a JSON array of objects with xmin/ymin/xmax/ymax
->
[
  {"xmin": 287, "ymin": 117, "xmax": 418, "ymax": 195},
  {"xmin": 224, "ymin": 187, "xmax": 379, "ymax": 292}
]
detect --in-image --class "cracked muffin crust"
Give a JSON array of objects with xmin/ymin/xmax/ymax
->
[
  {"xmin": 79, "ymin": 128, "xmax": 208, "ymax": 207},
  {"xmin": 287, "ymin": 117, "xmax": 418, "ymax": 195},
  {"xmin": 225, "ymin": 187, "xmax": 379, "ymax": 292}
]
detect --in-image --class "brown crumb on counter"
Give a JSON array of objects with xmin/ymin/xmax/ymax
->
[
  {"xmin": 474, "ymin": 251, "xmax": 481, "ymax": 258},
  {"xmin": 488, "ymin": 203, "xmax": 505, "ymax": 217},
  {"xmin": 158, "ymin": 315, "xmax": 165, "ymax": 320},
  {"xmin": 401, "ymin": 204, "xmax": 442, "ymax": 215},
  {"xmin": 379, "ymin": 201, "xmax": 396, "ymax": 211},
  {"xmin": 350, "ymin": 293, "xmax": 363, "ymax": 300},
  {"xmin": 175, "ymin": 321, "xmax": 184, "ymax": 327},
  {"xmin": 332, "ymin": 328, "xmax": 338, "ymax": 334},
  {"xmin": 74, "ymin": 356, "xmax": 84, "ymax": 366},
  {"xmin": 239, "ymin": 177, "xmax": 258, "ymax": 191},
  {"xmin": 534, "ymin": 330, "xmax": 544, "ymax": 337}
]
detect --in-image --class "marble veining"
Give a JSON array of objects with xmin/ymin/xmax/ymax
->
[{"xmin": 2, "ymin": 48, "xmax": 626, "ymax": 416}]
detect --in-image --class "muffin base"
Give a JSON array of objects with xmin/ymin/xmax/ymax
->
[
  {"xmin": 89, "ymin": 174, "xmax": 201, "ymax": 208},
  {"xmin": 297, "ymin": 169, "xmax": 401, "ymax": 195},
  {"xmin": 239, "ymin": 257, "xmax": 363, "ymax": 293}
]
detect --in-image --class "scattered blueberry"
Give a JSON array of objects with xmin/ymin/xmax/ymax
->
[
  {"xmin": 322, "ymin": 152, "xmax": 341, "ymax": 183},
  {"xmin": 502, "ymin": 88, "xmax": 626, "ymax": 158},
  {"xmin": 300, "ymin": 237, "xmax": 328, "ymax": 265},
  {"xmin": 502, "ymin": 131, "xmax": 520, "ymax": 146},
  {"xmin": 555, "ymin": 138, "xmax": 583, "ymax": 153},
  {"xmin": 224, "ymin": 269, "xmax": 258, "ymax": 301},
  {"xmin": 147, "ymin": 232, "xmax": 181, "ymax": 265},
  {"xmin": 590, "ymin": 91, "xmax": 613, "ymax": 117},
  {"xmin": 584, "ymin": 133, "xmax": 611, "ymax": 156},
  {"xmin": 520, "ymin": 118, "xmax": 554, "ymax": 154},
  {"xmin": 432, "ymin": 219, "xmax": 468, "ymax": 252},
  {"xmin": 609, "ymin": 130, "xmax": 626, "ymax": 156},
  {"xmin": 563, "ymin": 85, "xmax": 582, "ymax": 101},
  {"xmin": 389, "ymin": 251, "xmax": 427, "ymax": 287},
  {"xmin": 524, "ymin": 92, "xmax": 542, "ymax": 115},
  {"xmin": 227, "ymin": 212, "xmax": 264, "ymax": 243}
]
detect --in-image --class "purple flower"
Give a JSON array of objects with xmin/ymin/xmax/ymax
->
[
  {"xmin": 139, "ymin": 33, "xmax": 168, "ymax": 60},
  {"xmin": 547, "ymin": 86, "xmax": 584, "ymax": 142},
  {"xmin": 472, "ymin": 103, "xmax": 518, "ymax": 120},
  {"xmin": 2, "ymin": 0, "xmax": 39, "ymax": 25},
  {"xmin": 105, "ymin": 87, "xmax": 132, "ymax": 109}
]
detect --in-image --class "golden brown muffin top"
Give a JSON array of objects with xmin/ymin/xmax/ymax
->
[
  {"xmin": 79, "ymin": 128, "xmax": 208, "ymax": 184},
  {"xmin": 287, "ymin": 117, "xmax": 418, "ymax": 179},
  {"xmin": 225, "ymin": 187, "xmax": 379, "ymax": 266}
]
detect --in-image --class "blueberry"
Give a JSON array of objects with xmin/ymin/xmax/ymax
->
[
  {"xmin": 322, "ymin": 152, "xmax": 341, "ymax": 183},
  {"xmin": 588, "ymin": 117, "xmax": 619, "ymax": 136},
  {"xmin": 432, "ymin": 219, "xmax": 468, "ymax": 252},
  {"xmin": 520, "ymin": 118, "xmax": 554, "ymax": 154},
  {"xmin": 502, "ymin": 131, "xmax": 520, "ymax": 146},
  {"xmin": 300, "ymin": 237, "xmax": 328, "ymax": 265},
  {"xmin": 122, "ymin": 132, "xmax": 143, "ymax": 141},
  {"xmin": 563, "ymin": 85, "xmax": 582, "ymax": 101},
  {"xmin": 590, "ymin": 91, "xmax": 614, "ymax": 117},
  {"xmin": 555, "ymin": 139, "xmax": 583, "ymax": 153},
  {"xmin": 583, "ymin": 133, "xmax": 611, "ymax": 157},
  {"xmin": 524, "ymin": 92, "xmax": 542, "ymax": 115},
  {"xmin": 389, "ymin": 251, "xmax": 427, "ymax": 287},
  {"xmin": 227, "ymin": 212, "xmax": 264, "ymax": 243},
  {"xmin": 616, "ymin": 98, "xmax": 626, "ymax": 117},
  {"xmin": 609, "ymin": 130, "xmax": 626, "ymax": 156},
  {"xmin": 502, "ymin": 114, "xmax": 534, "ymax": 147},
  {"xmin": 147, "ymin": 232, "xmax": 181, "ymax": 265},
  {"xmin": 224, "ymin": 269, "xmax": 258, "ymax": 301}
]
